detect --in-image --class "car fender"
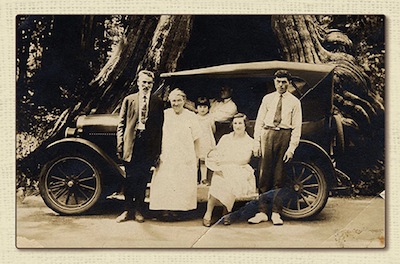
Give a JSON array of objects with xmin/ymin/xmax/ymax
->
[
  {"xmin": 46, "ymin": 138, "xmax": 126, "ymax": 179},
  {"xmin": 293, "ymin": 139, "xmax": 336, "ymax": 189}
]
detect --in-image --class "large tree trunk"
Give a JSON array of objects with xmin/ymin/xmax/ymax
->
[
  {"xmin": 18, "ymin": 15, "xmax": 194, "ymax": 179},
  {"xmin": 272, "ymin": 15, "xmax": 384, "ymax": 187},
  {"xmin": 271, "ymin": 15, "xmax": 384, "ymax": 131}
]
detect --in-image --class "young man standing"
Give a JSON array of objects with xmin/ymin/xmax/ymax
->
[{"xmin": 251, "ymin": 69, "xmax": 302, "ymax": 225}]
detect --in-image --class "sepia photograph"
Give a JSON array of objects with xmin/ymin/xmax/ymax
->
[{"xmin": 15, "ymin": 14, "xmax": 385, "ymax": 249}]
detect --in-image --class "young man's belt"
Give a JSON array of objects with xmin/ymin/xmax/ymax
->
[{"xmin": 263, "ymin": 125, "xmax": 292, "ymax": 131}]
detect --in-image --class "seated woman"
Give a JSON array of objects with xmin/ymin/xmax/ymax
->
[{"xmin": 202, "ymin": 113, "xmax": 258, "ymax": 227}]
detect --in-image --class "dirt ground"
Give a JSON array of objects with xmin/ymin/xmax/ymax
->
[{"xmin": 16, "ymin": 194, "xmax": 385, "ymax": 248}]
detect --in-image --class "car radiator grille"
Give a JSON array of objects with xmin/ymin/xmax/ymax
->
[{"xmin": 88, "ymin": 132, "xmax": 116, "ymax": 136}]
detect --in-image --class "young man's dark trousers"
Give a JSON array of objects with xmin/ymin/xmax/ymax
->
[{"xmin": 258, "ymin": 128, "xmax": 291, "ymax": 194}]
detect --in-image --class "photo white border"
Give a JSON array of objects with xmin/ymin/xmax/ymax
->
[{"xmin": 1, "ymin": 0, "xmax": 398, "ymax": 263}]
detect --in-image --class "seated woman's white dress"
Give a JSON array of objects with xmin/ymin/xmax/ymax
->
[{"xmin": 207, "ymin": 132, "xmax": 257, "ymax": 212}]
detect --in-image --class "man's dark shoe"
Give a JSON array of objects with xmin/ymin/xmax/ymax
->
[
  {"xmin": 134, "ymin": 211, "xmax": 145, "ymax": 223},
  {"xmin": 116, "ymin": 211, "xmax": 133, "ymax": 223}
]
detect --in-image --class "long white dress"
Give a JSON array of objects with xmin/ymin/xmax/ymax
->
[
  {"xmin": 149, "ymin": 108, "xmax": 201, "ymax": 211},
  {"xmin": 207, "ymin": 132, "xmax": 257, "ymax": 212}
]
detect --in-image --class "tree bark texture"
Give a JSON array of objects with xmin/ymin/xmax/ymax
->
[
  {"xmin": 271, "ymin": 15, "xmax": 384, "ymax": 132},
  {"xmin": 18, "ymin": 15, "xmax": 194, "ymax": 179}
]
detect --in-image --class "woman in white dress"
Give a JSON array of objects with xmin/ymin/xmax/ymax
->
[
  {"xmin": 149, "ymin": 88, "xmax": 202, "ymax": 213},
  {"xmin": 203, "ymin": 113, "xmax": 257, "ymax": 227}
]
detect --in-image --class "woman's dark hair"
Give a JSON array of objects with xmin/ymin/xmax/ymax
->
[{"xmin": 195, "ymin": 97, "xmax": 210, "ymax": 108}]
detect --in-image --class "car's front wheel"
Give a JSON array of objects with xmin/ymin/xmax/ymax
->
[{"xmin": 39, "ymin": 153, "xmax": 102, "ymax": 215}]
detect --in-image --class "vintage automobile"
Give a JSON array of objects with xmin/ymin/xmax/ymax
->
[{"xmin": 39, "ymin": 60, "xmax": 348, "ymax": 219}]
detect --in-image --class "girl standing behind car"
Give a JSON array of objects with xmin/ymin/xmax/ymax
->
[{"xmin": 195, "ymin": 97, "xmax": 216, "ymax": 186}]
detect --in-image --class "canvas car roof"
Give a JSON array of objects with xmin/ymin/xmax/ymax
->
[{"xmin": 160, "ymin": 60, "xmax": 336, "ymax": 88}]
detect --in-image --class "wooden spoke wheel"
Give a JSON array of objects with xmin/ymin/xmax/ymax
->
[{"xmin": 39, "ymin": 154, "xmax": 102, "ymax": 215}]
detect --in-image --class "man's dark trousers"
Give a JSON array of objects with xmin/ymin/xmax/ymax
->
[{"xmin": 123, "ymin": 131, "xmax": 153, "ymax": 215}]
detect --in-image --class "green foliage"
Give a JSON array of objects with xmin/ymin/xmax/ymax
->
[
  {"xmin": 355, "ymin": 161, "xmax": 385, "ymax": 196},
  {"xmin": 16, "ymin": 15, "xmax": 132, "ymax": 194}
]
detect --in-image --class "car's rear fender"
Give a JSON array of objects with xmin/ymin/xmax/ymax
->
[
  {"xmin": 46, "ymin": 138, "xmax": 126, "ymax": 183},
  {"xmin": 293, "ymin": 139, "xmax": 337, "ymax": 189}
]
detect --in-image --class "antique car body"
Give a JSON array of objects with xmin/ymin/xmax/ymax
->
[{"xmin": 39, "ymin": 61, "xmax": 345, "ymax": 219}]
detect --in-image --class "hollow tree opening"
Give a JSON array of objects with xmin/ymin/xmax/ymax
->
[
  {"xmin": 174, "ymin": 15, "xmax": 282, "ymax": 118},
  {"xmin": 178, "ymin": 15, "xmax": 281, "ymax": 69}
]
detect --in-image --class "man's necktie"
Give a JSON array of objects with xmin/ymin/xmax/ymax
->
[
  {"xmin": 273, "ymin": 94, "xmax": 283, "ymax": 127},
  {"xmin": 141, "ymin": 95, "xmax": 147, "ymax": 124}
]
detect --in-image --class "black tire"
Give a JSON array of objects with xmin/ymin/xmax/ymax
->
[
  {"xmin": 39, "ymin": 153, "xmax": 102, "ymax": 215},
  {"xmin": 281, "ymin": 161, "xmax": 329, "ymax": 219}
]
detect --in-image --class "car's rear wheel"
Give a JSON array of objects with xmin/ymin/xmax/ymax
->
[
  {"xmin": 39, "ymin": 153, "xmax": 102, "ymax": 215},
  {"xmin": 281, "ymin": 161, "xmax": 329, "ymax": 219}
]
